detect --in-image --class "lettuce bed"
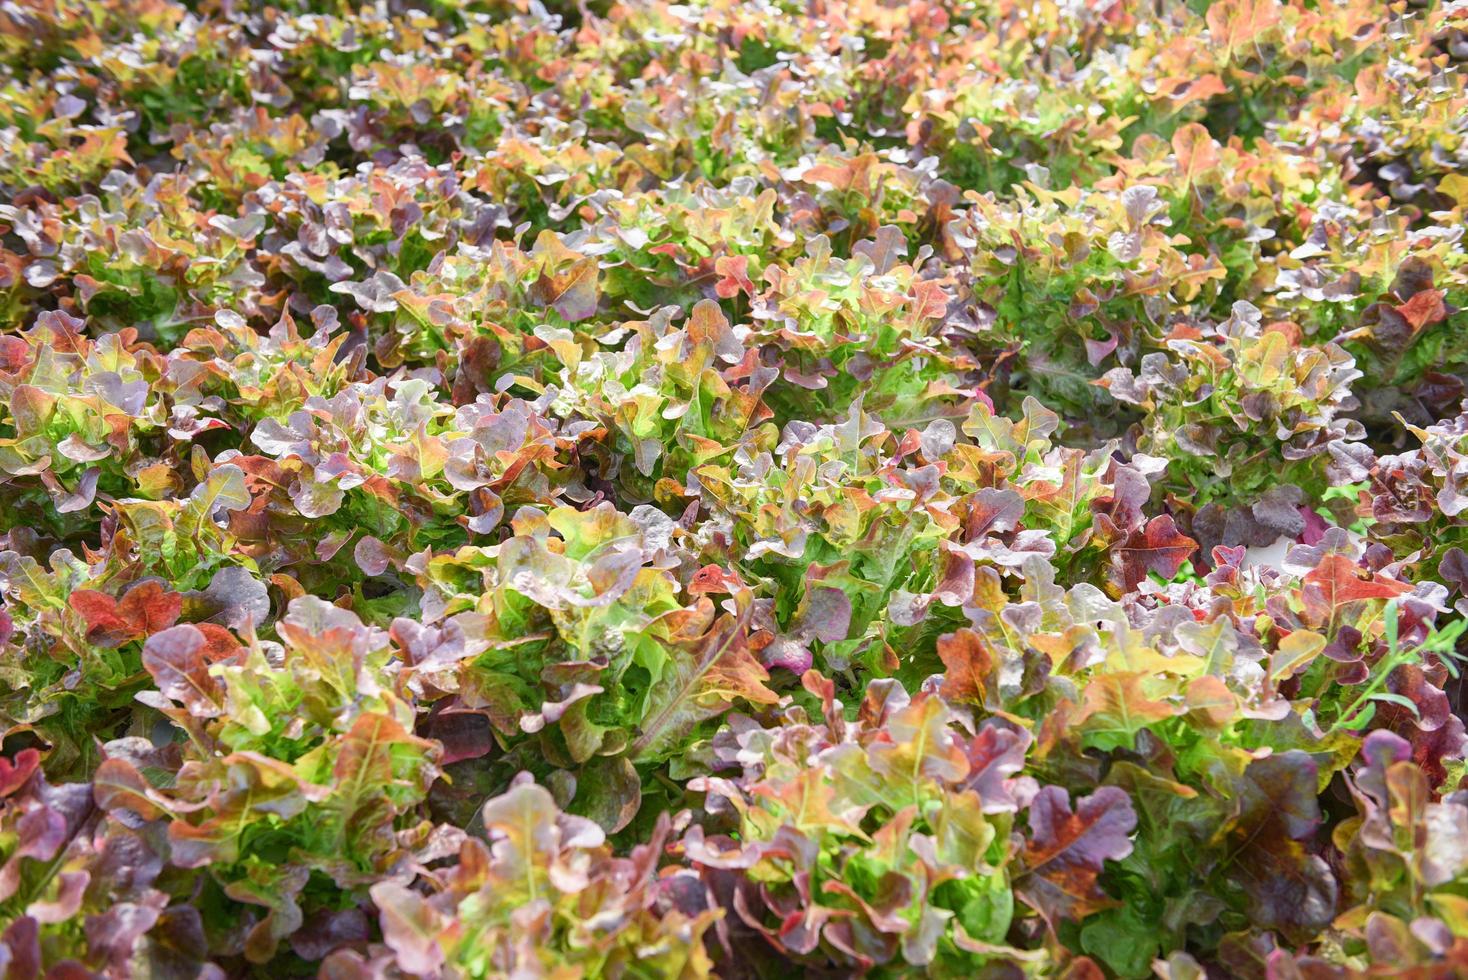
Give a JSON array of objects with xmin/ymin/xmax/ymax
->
[{"xmin": 2, "ymin": 0, "xmax": 1468, "ymax": 977}]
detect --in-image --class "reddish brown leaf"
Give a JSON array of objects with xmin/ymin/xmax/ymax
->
[
  {"xmin": 1110, "ymin": 515, "xmax": 1198, "ymax": 591},
  {"xmin": 93, "ymin": 758, "xmax": 168, "ymax": 820},
  {"xmin": 936, "ymin": 628, "xmax": 998, "ymax": 706},
  {"xmin": 116, "ymin": 581, "xmax": 184, "ymax": 635},
  {"xmin": 529, "ymin": 231, "xmax": 599, "ymax": 322},
  {"xmin": 141, "ymin": 625, "xmax": 231, "ymax": 717},
  {"xmin": 69, "ymin": 582, "xmax": 182, "ymax": 647},
  {"xmin": 1396, "ymin": 289, "xmax": 1447, "ymax": 331},
  {"xmin": 1303, "ymin": 554, "xmax": 1411, "ymax": 613},
  {"xmin": 1206, "ymin": 0, "xmax": 1281, "ymax": 60},
  {"xmin": 1019, "ymin": 786, "xmax": 1137, "ymax": 923},
  {"xmin": 0, "ymin": 748, "xmax": 39, "ymax": 799},
  {"xmin": 1172, "ymin": 123, "xmax": 1220, "ymax": 188}
]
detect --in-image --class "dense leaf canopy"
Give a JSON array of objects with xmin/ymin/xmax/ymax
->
[{"xmin": 2, "ymin": 0, "xmax": 1468, "ymax": 977}]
